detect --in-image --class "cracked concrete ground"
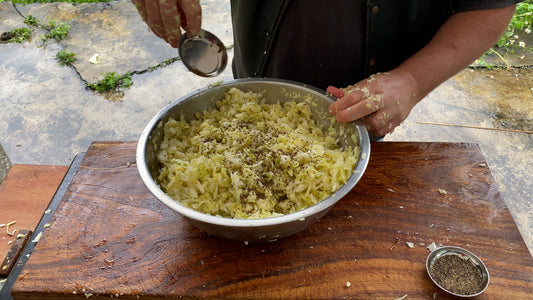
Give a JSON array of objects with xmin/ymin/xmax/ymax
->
[{"xmin": 0, "ymin": 0, "xmax": 532, "ymax": 256}]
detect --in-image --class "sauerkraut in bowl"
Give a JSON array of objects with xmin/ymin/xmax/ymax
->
[
  {"xmin": 137, "ymin": 79, "xmax": 370, "ymax": 241},
  {"xmin": 158, "ymin": 87, "xmax": 359, "ymax": 219}
]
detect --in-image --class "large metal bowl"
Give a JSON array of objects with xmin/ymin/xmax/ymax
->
[{"xmin": 136, "ymin": 78, "xmax": 370, "ymax": 242}]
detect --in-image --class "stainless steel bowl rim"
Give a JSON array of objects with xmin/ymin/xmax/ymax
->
[{"xmin": 136, "ymin": 78, "xmax": 370, "ymax": 228}]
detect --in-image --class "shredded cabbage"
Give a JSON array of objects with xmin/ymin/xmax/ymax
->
[{"xmin": 157, "ymin": 87, "xmax": 359, "ymax": 219}]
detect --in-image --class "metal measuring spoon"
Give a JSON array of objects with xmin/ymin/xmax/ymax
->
[{"xmin": 178, "ymin": 29, "xmax": 228, "ymax": 77}]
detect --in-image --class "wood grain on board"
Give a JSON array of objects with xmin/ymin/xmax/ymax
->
[{"xmin": 9, "ymin": 141, "xmax": 533, "ymax": 299}]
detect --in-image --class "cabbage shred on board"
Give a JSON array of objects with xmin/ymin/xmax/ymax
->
[{"xmin": 157, "ymin": 87, "xmax": 359, "ymax": 219}]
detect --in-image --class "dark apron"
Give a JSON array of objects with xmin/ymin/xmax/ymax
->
[{"xmin": 230, "ymin": 0, "xmax": 453, "ymax": 90}]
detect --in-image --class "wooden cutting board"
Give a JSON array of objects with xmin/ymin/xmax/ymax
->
[
  {"xmin": 10, "ymin": 141, "xmax": 533, "ymax": 299},
  {"xmin": 0, "ymin": 165, "xmax": 68, "ymax": 262}
]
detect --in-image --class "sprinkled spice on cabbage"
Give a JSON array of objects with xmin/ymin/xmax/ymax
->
[{"xmin": 157, "ymin": 87, "xmax": 359, "ymax": 219}]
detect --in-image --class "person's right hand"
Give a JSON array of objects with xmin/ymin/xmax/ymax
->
[{"xmin": 131, "ymin": 0, "xmax": 202, "ymax": 48}]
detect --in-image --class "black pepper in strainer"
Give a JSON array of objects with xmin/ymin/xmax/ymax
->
[{"xmin": 429, "ymin": 254, "xmax": 485, "ymax": 295}]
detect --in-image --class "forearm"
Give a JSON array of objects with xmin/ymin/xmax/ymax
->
[
  {"xmin": 396, "ymin": 5, "xmax": 516, "ymax": 102},
  {"xmin": 328, "ymin": 4, "xmax": 516, "ymax": 136}
]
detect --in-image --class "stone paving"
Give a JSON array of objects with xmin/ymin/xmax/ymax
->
[{"xmin": 0, "ymin": 0, "xmax": 532, "ymax": 255}]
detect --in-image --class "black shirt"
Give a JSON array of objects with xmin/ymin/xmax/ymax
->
[
  {"xmin": 230, "ymin": 0, "xmax": 520, "ymax": 90},
  {"xmin": 265, "ymin": 1, "xmax": 366, "ymax": 90}
]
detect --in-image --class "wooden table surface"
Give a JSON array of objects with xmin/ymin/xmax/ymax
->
[
  {"xmin": 7, "ymin": 141, "xmax": 533, "ymax": 299},
  {"xmin": 0, "ymin": 165, "xmax": 68, "ymax": 261}
]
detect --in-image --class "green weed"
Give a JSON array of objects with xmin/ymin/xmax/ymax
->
[
  {"xmin": 497, "ymin": 0, "xmax": 533, "ymax": 49},
  {"xmin": 88, "ymin": 72, "xmax": 133, "ymax": 92},
  {"xmin": 1, "ymin": 27, "xmax": 32, "ymax": 43},
  {"xmin": 43, "ymin": 21, "xmax": 70, "ymax": 41},
  {"xmin": 20, "ymin": 15, "xmax": 70, "ymax": 42},
  {"xmin": 477, "ymin": 1, "xmax": 533, "ymax": 68},
  {"xmin": 56, "ymin": 50, "xmax": 77, "ymax": 65},
  {"xmin": 24, "ymin": 15, "xmax": 40, "ymax": 27}
]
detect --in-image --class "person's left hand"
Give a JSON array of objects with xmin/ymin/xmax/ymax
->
[{"xmin": 327, "ymin": 69, "xmax": 420, "ymax": 136}]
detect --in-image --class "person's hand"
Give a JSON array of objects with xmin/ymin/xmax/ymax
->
[
  {"xmin": 327, "ymin": 69, "xmax": 421, "ymax": 136},
  {"xmin": 131, "ymin": 0, "xmax": 202, "ymax": 48}
]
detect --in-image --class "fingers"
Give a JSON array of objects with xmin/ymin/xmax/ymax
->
[
  {"xmin": 131, "ymin": 0, "xmax": 149, "ymax": 23},
  {"xmin": 141, "ymin": 0, "xmax": 168, "ymax": 41},
  {"xmin": 132, "ymin": 0, "xmax": 201, "ymax": 48},
  {"xmin": 178, "ymin": 0, "xmax": 202, "ymax": 36},
  {"xmin": 326, "ymin": 86, "xmax": 344, "ymax": 98},
  {"xmin": 327, "ymin": 85, "xmax": 362, "ymax": 115},
  {"xmin": 158, "ymin": 0, "xmax": 183, "ymax": 47},
  {"xmin": 328, "ymin": 84, "xmax": 385, "ymax": 124},
  {"xmin": 327, "ymin": 72, "xmax": 411, "ymax": 136}
]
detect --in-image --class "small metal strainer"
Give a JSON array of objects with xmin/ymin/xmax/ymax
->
[
  {"xmin": 178, "ymin": 29, "xmax": 228, "ymax": 77},
  {"xmin": 426, "ymin": 245, "xmax": 490, "ymax": 297}
]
